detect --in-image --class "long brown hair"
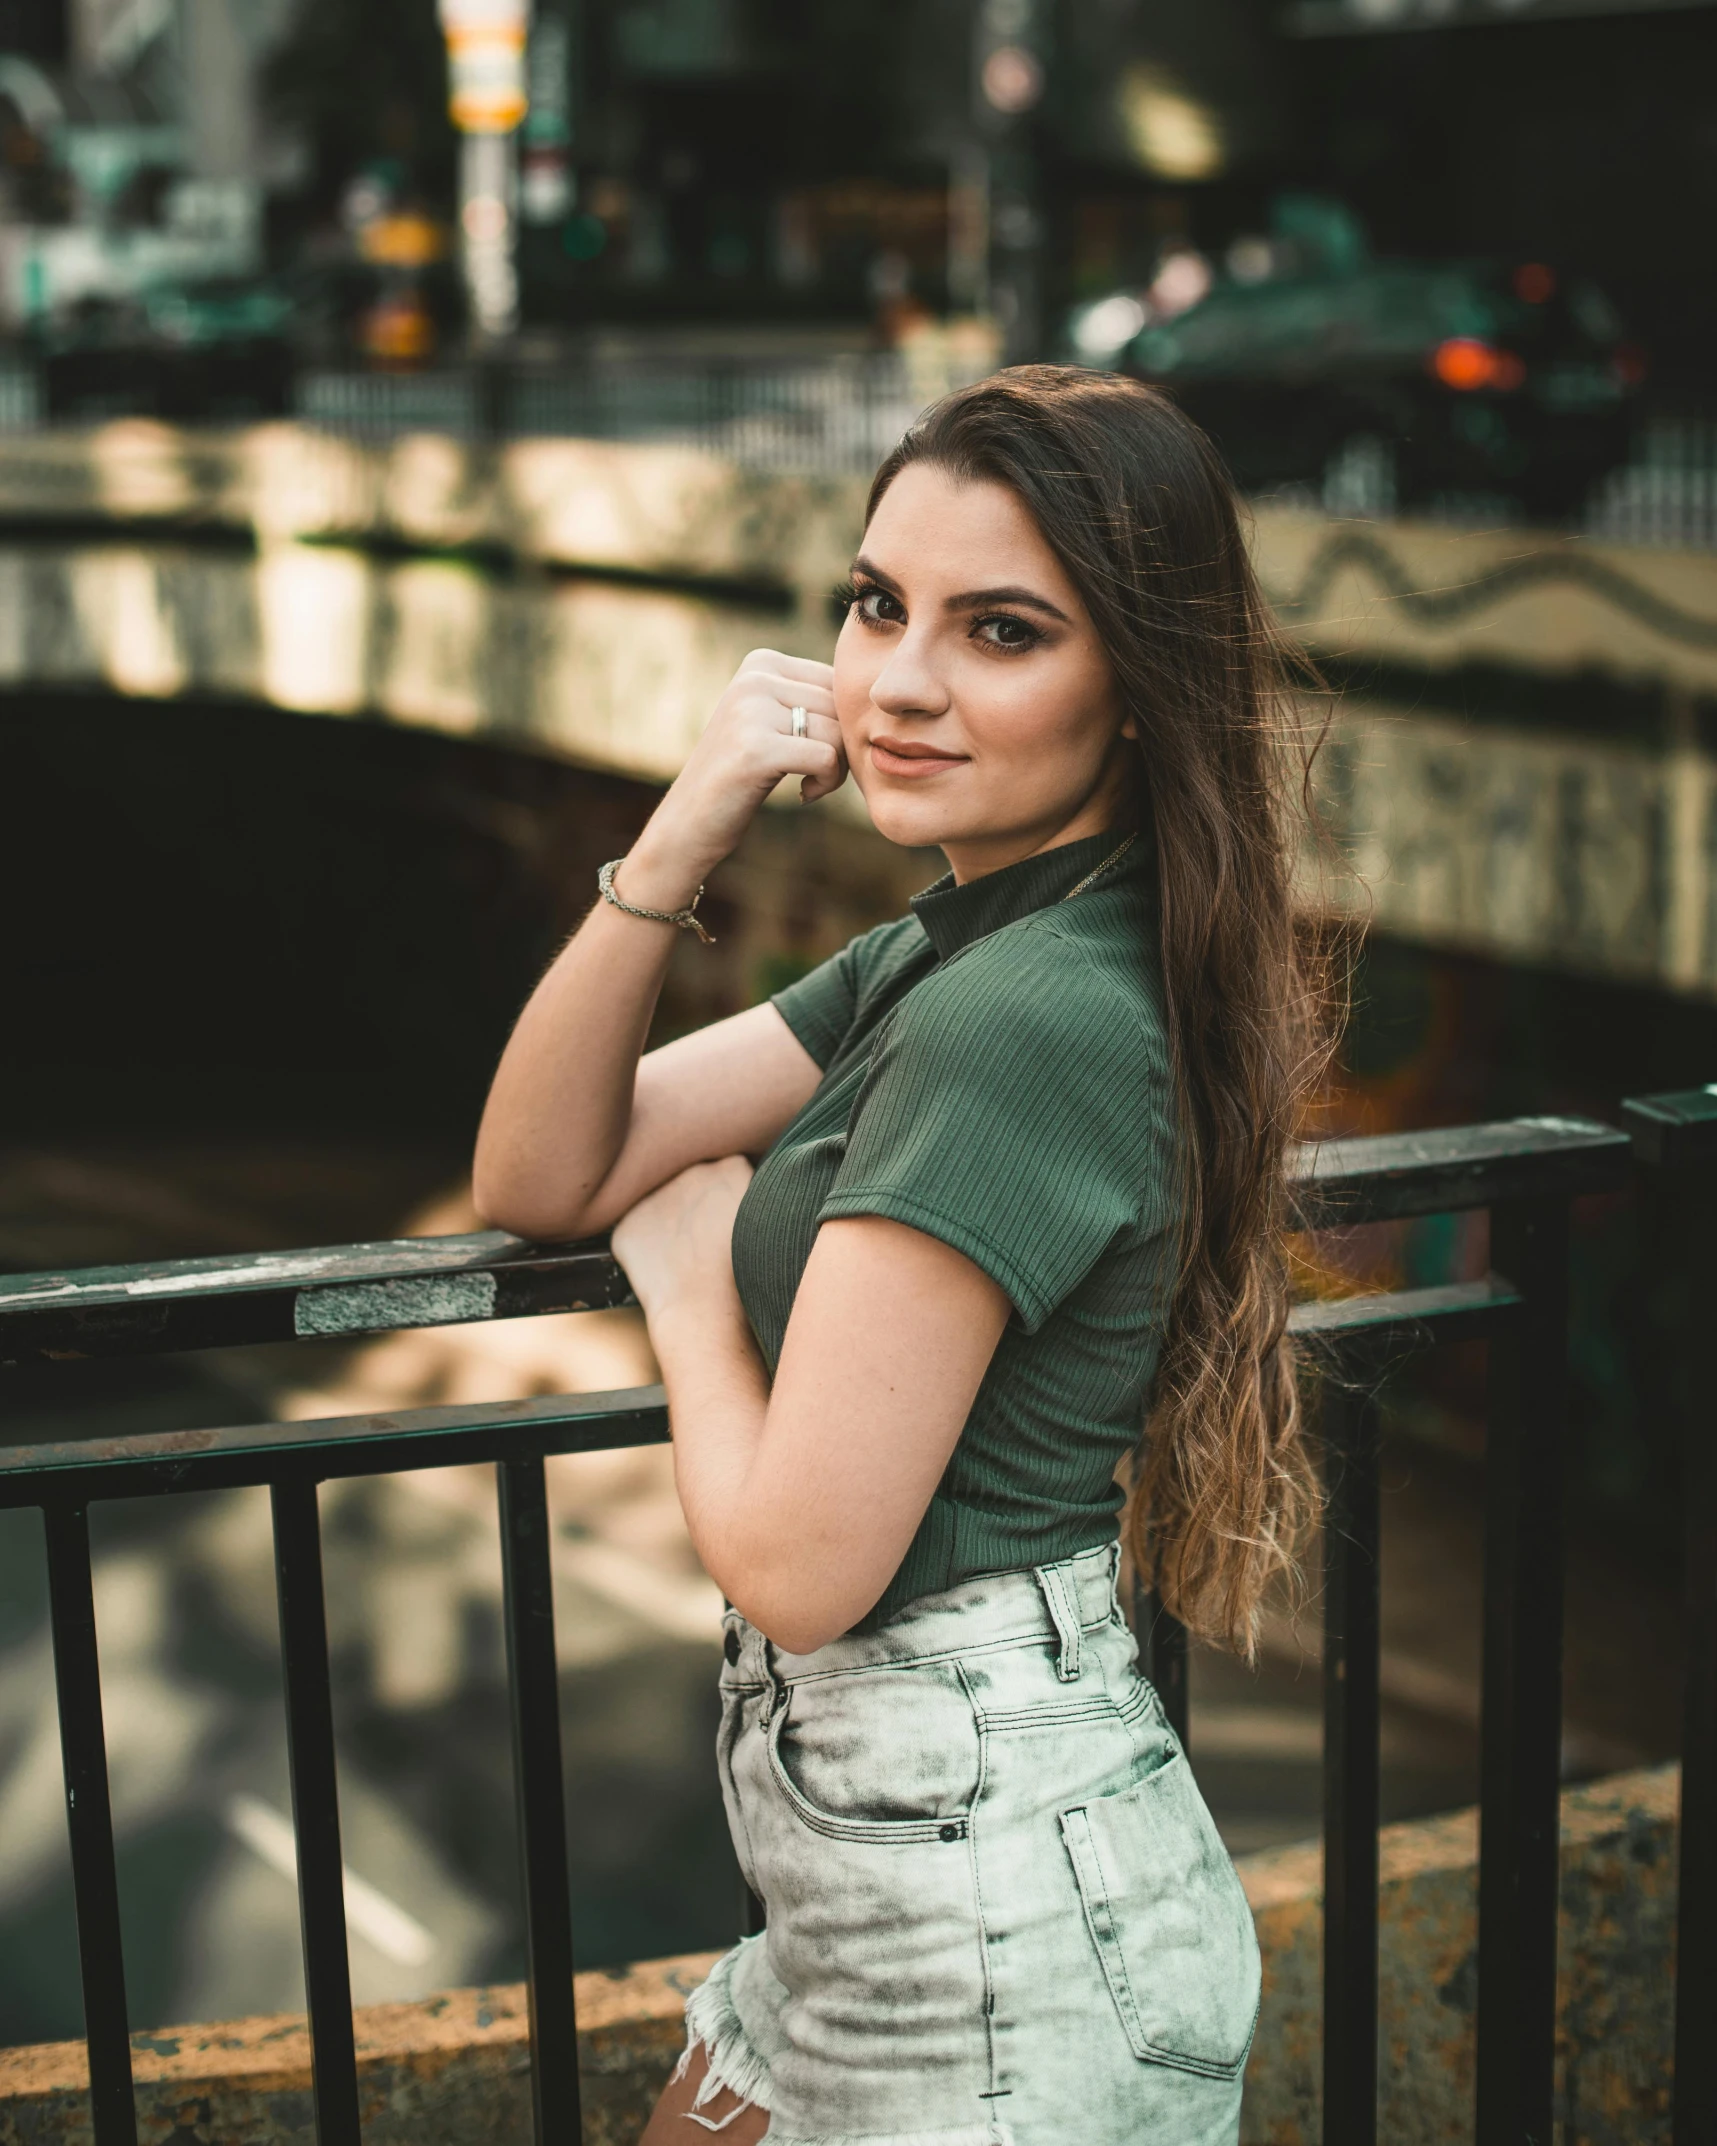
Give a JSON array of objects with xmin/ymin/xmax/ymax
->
[{"xmin": 867, "ymin": 365, "xmax": 1335, "ymax": 1656}]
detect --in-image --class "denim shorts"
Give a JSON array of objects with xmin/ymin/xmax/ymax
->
[{"xmin": 677, "ymin": 1542, "xmax": 1260, "ymax": 2145}]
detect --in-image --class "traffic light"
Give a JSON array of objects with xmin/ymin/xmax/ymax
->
[{"xmin": 971, "ymin": 0, "xmax": 1050, "ymax": 362}]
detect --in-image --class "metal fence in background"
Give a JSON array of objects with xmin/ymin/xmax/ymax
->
[
  {"xmin": 1584, "ymin": 418, "xmax": 1717, "ymax": 553},
  {"xmin": 0, "ymin": 1096, "xmax": 1713, "ymax": 2146},
  {"xmin": 295, "ymin": 354, "xmax": 927, "ymax": 474},
  {"xmin": 292, "ymin": 366, "xmax": 1717, "ymax": 548},
  {"xmin": 0, "ymin": 364, "xmax": 44, "ymax": 433},
  {"xmin": 6, "ymin": 337, "xmax": 1717, "ymax": 545}
]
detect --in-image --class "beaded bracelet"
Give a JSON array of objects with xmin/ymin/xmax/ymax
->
[{"xmin": 597, "ymin": 857, "xmax": 716, "ymax": 944}]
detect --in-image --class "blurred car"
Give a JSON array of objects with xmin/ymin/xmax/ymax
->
[
  {"xmin": 142, "ymin": 275, "xmax": 295, "ymax": 417},
  {"xmin": 1073, "ymin": 256, "xmax": 1644, "ymax": 521},
  {"xmin": 35, "ymin": 276, "xmax": 295, "ymax": 421}
]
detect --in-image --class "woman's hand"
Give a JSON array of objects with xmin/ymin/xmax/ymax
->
[
  {"xmin": 617, "ymin": 651, "xmax": 844, "ymax": 915},
  {"xmin": 611, "ymin": 1155, "xmax": 755, "ymax": 1324}
]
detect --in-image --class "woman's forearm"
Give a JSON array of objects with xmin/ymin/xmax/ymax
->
[
  {"xmin": 472, "ymin": 840, "xmax": 701, "ymax": 1238},
  {"xmin": 473, "ymin": 651, "xmax": 840, "ymax": 1240},
  {"xmin": 649, "ymin": 1281, "xmax": 890, "ymax": 1655},
  {"xmin": 646, "ymin": 1288, "xmax": 790, "ymax": 1616}
]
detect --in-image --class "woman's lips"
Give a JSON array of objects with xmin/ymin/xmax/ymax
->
[{"xmin": 868, "ymin": 738, "xmax": 969, "ymax": 778}]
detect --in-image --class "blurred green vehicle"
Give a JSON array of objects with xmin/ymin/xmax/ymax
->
[
  {"xmin": 1093, "ymin": 244, "xmax": 1643, "ymax": 522},
  {"xmin": 36, "ymin": 277, "xmax": 296, "ymax": 422}
]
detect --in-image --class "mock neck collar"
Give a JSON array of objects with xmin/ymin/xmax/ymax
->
[{"xmin": 910, "ymin": 826, "xmax": 1147, "ymax": 963}]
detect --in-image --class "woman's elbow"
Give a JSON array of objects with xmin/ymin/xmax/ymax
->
[
  {"xmin": 724, "ymin": 1568, "xmax": 873, "ymax": 1657},
  {"xmin": 746, "ymin": 1608, "xmax": 846, "ymax": 1657},
  {"xmin": 471, "ymin": 1160, "xmax": 584, "ymax": 1244}
]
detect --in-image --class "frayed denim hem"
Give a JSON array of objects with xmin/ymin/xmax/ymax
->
[
  {"xmin": 675, "ymin": 1944, "xmax": 1016, "ymax": 2146},
  {"xmin": 755, "ymin": 2127, "xmax": 1016, "ymax": 2145},
  {"xmin": 674, "ymin": 1945, "xmax": 774, "ymax": 2131}
]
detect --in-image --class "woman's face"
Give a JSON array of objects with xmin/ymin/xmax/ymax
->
[{"xmin": 833, "ymin": 461, "xmax": 1135, "ymax": 876}]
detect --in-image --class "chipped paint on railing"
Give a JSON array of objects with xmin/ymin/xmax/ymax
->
[{"xmin": 294, "ymin": 1273, "xmax": 499, "ymax": 1337}]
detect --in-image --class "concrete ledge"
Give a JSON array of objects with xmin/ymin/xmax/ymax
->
[
  {"xmin": 0, "ymin": 1765, "xmax": 1678, "ymax": 2146},
  {"xmin": 0, "ymin": 1953, "xmax": 721, "ymax": 2146},
  {"xmin": 1243, "ymin": 1762, "xmax": 1676, "ymax": 2143}
]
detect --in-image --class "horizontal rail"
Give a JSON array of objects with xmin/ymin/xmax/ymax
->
[
  {"xmin": 0, "ymin": 1234, "xmax": 630, "ymax": 1365},
  {"xmin": 0, "ymin": 1388, "xmax": 669, "ymax": 1505},
  {"xmin": 0, "ymin": 1285, "xmax": 1521, "ymax": 1499},
  {"xmin": 1620, "ymin": 1084, "xmax": 1717, "ymax": 1167},
  {"xmin": 1289, "ymin": 1114, "xmax": 1631, "ymax": 1227},
  {"xmin": 1287, "ymin": 1273, "xmax": 1520, "ymax": 1341},
  {"xmin": 0, "ymin": 1115, "xmax": 1631, "ymax": 1367}
]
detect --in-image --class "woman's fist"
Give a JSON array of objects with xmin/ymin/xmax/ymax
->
[
  {"xmin": 705, "ymin": 649, "xmax": 845, "ymax": 809},
  {"xmin": 618, "ymin": 651, "xmax": 844, "ymax": 913},
  {"xmin": 611, "ymin": 1154, "xmax": 755, "ymax": 1320}
]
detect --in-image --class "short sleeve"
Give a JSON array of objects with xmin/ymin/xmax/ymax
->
[
  {"xmin": 817, "ymin": 932, "xmax": 1176, "ymax": 1332},
  {"xmin": 770, "ymin": 944, "xmax": 858, "ymax": 1069},
  {"xmin": 770, "ymin": 915, "xmax": 931, "ymax": 1071}
]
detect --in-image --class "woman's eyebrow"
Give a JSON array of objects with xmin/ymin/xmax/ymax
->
[
  {"xmin": 850, "ymin": 554, "xmax": 903, "ymax": 593},
  {"xmin": 850, "ymin": 556, "xmax": 1071, "ymax": 624},
  {"xmin": 945, "ymin": 583, "xmax": 1071, "ymax": 623}
]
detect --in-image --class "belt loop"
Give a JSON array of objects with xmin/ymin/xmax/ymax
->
[{"xmin": 1034, "ymin": 1563, "xmax": 1083, "ymax": 1683}]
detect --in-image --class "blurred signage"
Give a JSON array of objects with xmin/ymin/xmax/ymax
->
[
  {"xmin": 975, "ymin": 0, "xmax": 1047, "ymax": 125},
  {"xmin": 439, "ymin": 0, "xmax": 530, "ymax": 132},
  {"xmin": 521, "ymin": 10, "xmax": 573, "ymax": 223},
  {"xmin": 1287, "ymin": 0, "xmax": 1713, "ymax": 27}
]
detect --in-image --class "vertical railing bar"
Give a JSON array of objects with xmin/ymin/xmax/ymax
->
[
  {"xmin": 498, "ymin": 1455, "xmax": 583, "ymax": 2146},
  {"xmin": 1675, "ymin": 1413, "xmax": 1717, "ymax": 2146},
  {"xmin": 270, "ymin": 1478, "xmax": 361, "ymax": 2146},
  {"xmin": 42, "ymin": 1503, "xmax": 138, "ymax": 2146},
  {"xmin": 1668, "ymin": 1144, "xmax": 1717, "ymax": 2146},
  {"xmin": 1476, "ymin": 1196, "xmax": 1570, "ymax": 2146},
  {"xmin": 1321, "ymin": 1372, "xmax": 1382, "ymax": 2146}
]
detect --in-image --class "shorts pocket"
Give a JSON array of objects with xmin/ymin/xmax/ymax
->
[
  {"xmin": 1059, "ymin": 1748, "xmax": 1261, "ymax": 2078},
  {"xmin": 765, "ymin": 1661, "xmax": 981, "ymax": 1844}
]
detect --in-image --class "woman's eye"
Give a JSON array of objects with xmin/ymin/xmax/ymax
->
[
  {"xmin": 974, "ymin": 612, "xmax": 1041, "ymax": 651},
  {"xmin": 855, "ymin": 587, "xmax": 905, "ymax": 626}
]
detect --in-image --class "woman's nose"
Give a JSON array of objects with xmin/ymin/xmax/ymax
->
[{"xmin": 869, "ymin": 631, "xmax": 951, "ymax": 720}]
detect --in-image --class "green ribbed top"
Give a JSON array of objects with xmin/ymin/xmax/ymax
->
[{"xmin": 729, "ymin": 826, "xmax": 1183, "ymax": 1630}]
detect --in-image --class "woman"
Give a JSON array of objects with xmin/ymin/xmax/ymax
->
[{"xmin": 473, "ymin": 367, "xmax": 1328, "ymax": 2145}]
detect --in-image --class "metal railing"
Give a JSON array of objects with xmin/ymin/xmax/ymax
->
[
  {"xmin": 292, "ymin": 354, "xmax": 928, "ymax": 473},
  {"xmin": 1, "ymin": 1095, "xmax": 1713, "ymax": 2146}
]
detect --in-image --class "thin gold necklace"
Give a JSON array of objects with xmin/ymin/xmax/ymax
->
[{"xmin": 1059, "ymin": 832, "xmax": 1137, "ymax": 904}]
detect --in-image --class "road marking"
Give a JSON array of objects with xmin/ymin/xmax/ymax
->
[
  {"xmin": 224, "ymin": 1792, "xmax": 435, "ymax": 1966},
  {"xmin": 554, "ymin": 1534, "xmax": 724, "ymax": 1642}
]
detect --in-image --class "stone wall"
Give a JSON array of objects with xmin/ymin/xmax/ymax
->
[
  {"xmin": 1317, "ymin": 697, "xmax": 1717, "ymax": 998},
  {"xmin": 0, "ymin": 1764, "xmax": 1677, "ymax": 2146}
]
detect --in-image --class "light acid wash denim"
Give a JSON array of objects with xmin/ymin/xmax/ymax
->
[{"xmin": 676, "ymin": 1542, "xmax": 1260, "ymax": 2145}]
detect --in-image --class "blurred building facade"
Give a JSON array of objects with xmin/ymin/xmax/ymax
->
[{"xmin": 0, "ymin": 1, "xmax": 1709, "ymax": 384}]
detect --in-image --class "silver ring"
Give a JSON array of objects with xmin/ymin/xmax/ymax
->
[{"xmin": 789, "ymin": 704, "xmax": 807, "ymax": 739}]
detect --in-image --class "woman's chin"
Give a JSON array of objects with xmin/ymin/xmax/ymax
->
[{"xmin": 859, "ymin": 785, "xmax": 971, "ymax": 853}]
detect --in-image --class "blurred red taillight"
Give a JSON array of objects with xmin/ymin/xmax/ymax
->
[{"xmin": 1432, "ymin": 338, "xmax": 1524, "ymax": 392}]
